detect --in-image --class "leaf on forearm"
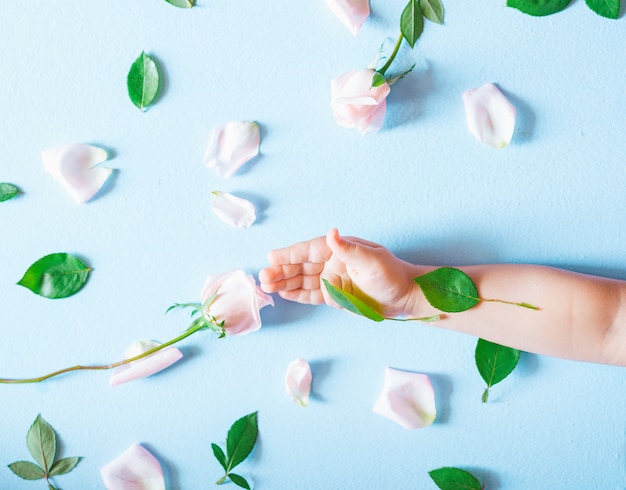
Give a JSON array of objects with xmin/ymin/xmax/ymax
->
[
  {"xmin": 8, "ymin": 461, "xmax": 46, "ymax": 480},
  {"xmin": 127, "ymin": 51, "xmax": 160, "ymax": 111},
  {"xmin": 26, "ymin": 415, "xmax": 56, "ymax": 472},
  {"xmin": 428, "ymin": 466, "xmax": 483, "ymax": 490},
  {"xmin": 226, "ymin": 412, "xmax": 258, "ymax": 470},
  {"xmin": 0, "ymin": 182, "xmax": 21, "ymax": 202},
  {"xmin": 419, "ymin": 0, "xmax": 445, "ymax": 24},
  {"xmin": 17, "ymin": 253, "xmax": 91, "ymax": 299},
  {"xmin": 401, "ymin": 0, "xmax": 425, "ymax": 48},
  {"xmin": 165, "ymin": 0, "xmax": 194, "ymax": 7},
  {"xmin": 506, "ymin": 0, "xmax": 572, "ymax": 16},
  {"xmin": 413, "ymin": 267, "xmax": 479, "ymax": 313},
  {"xmin": 475, "ymin": 338, "xmax": 521, "ymax": 403},
  {"xmin": 322, "ymin": 279, "xmax": 385, "ymax": 322},
  {"xmin": 49, "ymin": 457, "xmax": 80, "ymax": 476},
  {"xmin": 228, "ymin": 473, "xmax": 251, "ymax": 489},
  {"xmin": 585, "ymin": 0, "xmax": 620, "ymax": 18}
]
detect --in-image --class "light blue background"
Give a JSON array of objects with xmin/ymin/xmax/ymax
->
[{"xmin": 1, "ymin": 1, "xmax": 625, "ymax": 488}]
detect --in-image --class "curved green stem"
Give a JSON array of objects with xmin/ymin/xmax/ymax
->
[
  {"xmin": 481, "ymin": 298, "xmax": 539, "ymax": 310},
  {"xmin": 0, "ymin": 324, "xmax": 206, "ymax": 384},
  {"xmin": 377, "ymin": 32, "xmax": 404, "ymax": 76}
]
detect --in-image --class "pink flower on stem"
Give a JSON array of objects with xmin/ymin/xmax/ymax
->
[
  {"xmin": 330, "ymin": 69, "xmax": 391, "ymax": 134},
  {"xmin": 100, "ymin": 443, "xmax": 165, "ymax": 490},
  {"xmin": 285, "ymin": 358, "xmax": 312, "ymax": 406},
  {"xmin": 325, "ymin": 0, "xmax": 370, "ymax": 36}
]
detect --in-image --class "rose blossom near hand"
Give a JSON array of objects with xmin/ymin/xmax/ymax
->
[
  {"xmin": 330, "ymin": 69, "xmax": 391, "ymax": 134},
  {"xmin": 285, "ymin": 358, "xmax": 312, "ymax": 406},
  {"xmin": 202, "ymin": 269, "xmax": 273, "ymax": 336}
]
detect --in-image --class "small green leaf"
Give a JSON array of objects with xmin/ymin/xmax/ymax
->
[
  {"xmin": 428, "ymin": 466, "xmax": 482, "ymax": 490},
  {"xmin": 371, "ymin": 72, "xmax": 386, "ymax": 88},
  {"xmin": 419, "ymin": 0, "xmax": 445, "ymax": 24},
  {"xmin": 127, "ymin": 51, "xmax": 160, "ymax": 111},
  {"xmin": 322, "ymin": 279, "xmax": 385, "ymax": 322},
  {"xmin": 413, "ymin": 267, "xmax": 479, "ymax": 313},
  {"xmin": 211, "ymin": 443, "xmax": 228, "ymax": 472},
  {"xmin": 401, "ymin": 0, "xmax": 425, "ymax": 48},
  {"xmin": 8, "ymin": 461, "xmax": 46, "ymax": 480},
  {"xmin": 585, "ymin": 0, "xmax": 620, "ymax": 18},
  {"xmin": 26, "ymin": 415, "xmax": 56, "ymax": 473},
  {"xmin": 228, "ymin": 473, "xmax": 251, "ymax": 489},
  {"xmin": 0, "ymin": 182, "xmax": 20, "ymax": 202},
  {"xmin": 475, "ymin": 338, "xmax": 521, "ymax": 403},
  {"xmin": 165, "ymin": 0, "xmax": 194, "ymax": 7},
  {"xmin": 49, "ymin": 457, "xmax": 79, "ymax": 476},
  {"xmin": 506, "ymin": 0, "xmax": 572, "ymax": 16},
  {"xmin": 17, "ymin": 253, "xmax": 91, "ymax": 299},
  {"xmin": 226, "ymin": 412, "xmax": 258, "ymax": 471}
]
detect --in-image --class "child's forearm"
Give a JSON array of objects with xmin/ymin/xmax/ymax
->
[{"xmin": 406, "ymin": 264, "xmax": 626, "ymax": 366}]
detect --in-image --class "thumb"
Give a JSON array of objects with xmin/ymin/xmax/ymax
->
[{"xmin": 326, "ymin": 228, "xmax": 380, "ymax": 272}]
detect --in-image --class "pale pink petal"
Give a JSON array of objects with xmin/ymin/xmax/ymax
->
[
  {"xmin": 285, "ymin": 358, "xmax": 312, "ymax": 406},
  {"xmin": 204, "ymin": 121, "xmax": 260, "ymax": 178},
  {"xmin": 201, "ymin": 269, "xmax": 273, "ymax": 336},
  {"xmin": 211, "ymin": 191, "xmax": 256, "ymax": 228},
  {"xmin": 462, "ymin": 83, "xmax": 516, "ymax": 148},
  {"xmin": 42, "ymin": 143, "xmax": 113, "ymax": 204},
  {"xmin": 372, "ymin": 367, "xmax": 436, "ymax": 429},
  {"xmin": 109, "ymin": 340, "xmax": 183, "ymax": 387},
  {"xmin": 100, "ymin": 443, "xmax": 165, "ymax": 490},
  {"xmin": 325, "ymin": 0, "xmax": 370, "ymax": 36}
]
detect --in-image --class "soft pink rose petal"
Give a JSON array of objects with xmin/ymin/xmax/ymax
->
[
  {"xmin": 285, "ymin": 358, "xmax": 312, "ymax": 406},
  {"xmin": 100, "ymin": 443, "xmax": 165, "ymax": 490},
  {"xmin": 462, "ymin": 83, "xmax": 516, "ymax": 148},
  {"xmin": 201, "ymin": 269, "xmax": 274, "ymax": 336},
  {"xmin": 42, "ymin": 143, "xmax": 113, "ymax": 204},
  {"xmin": 330, "ymin": 69, "xmax": 390, "ymax": 134},
  {"xmin": 211, "ymin": 191, "xmax": 256, "ymax": 228},
  {"xmin": 372, "ymin": 367, "xmax": 436, "ymax": 429},
  {"xmin": 204, "ymin": 121, "xmax": 260, "ymax": 178},
  {"xmin": 109, "ymin": 340, "xmax": 183, "ymax": 387},
  {"xmin": 325, "ymin": 0, "xmax": 370, "ymax": 36}
]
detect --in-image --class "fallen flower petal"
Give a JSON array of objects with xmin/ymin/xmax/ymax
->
[
  {"xmin": 201, "ymin": 269, "xmax": 273, "ymax": 336},
  {"xmin": 100, "ymin": 443, "xmax": 165, "ymax": 490},
  {"xmin": 109, "ymin": 340, "xmax": 183, "ymax": 387},
  {"xmin": 325, "ymin": 0, "xmax": 370, "ymax": 36},
  {"xmin": 462, "ymin": 83, "xmax": 516, "ymax": 148},
  {"xmin": 285, "ymin": 358, "xmax": 312, "ymax": 406},
  {"xmin": 372, "ymin": 367, "xmax": 436, "ymax": 429},
  {"xmin": 205, "ymin": 121, "xmax": 260, "ymax": 178},
  {"xmin": 42, "ymin": 143, "xmax": 113, "ymax": 204},
  {"xmin": 211, "ymin": 191, "xmax": 256, "ymax": 228},
  {"xmin": 331, "ymin": 69, "xmax": 390, "ymax": 134}
]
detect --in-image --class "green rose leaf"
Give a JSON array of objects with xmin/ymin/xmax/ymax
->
[
  {"xmin": 428, "ymin": 466, "xmax": 483, "ymax": 490},
  {"xmin": 8, "ymin": 461, "xmax": 46, "ymax": 480},
  {"xmin": 322, "ymin": 279, "xmax": 385, "ymax": 322},
  {"xmin": 585, "ymin": 0, "xmax": 620, "ymax": 18},
  {"xmin": 506, "ymin": 0, "xmax": 572, "ymax": 16},
  {"xmin": 475, "ymin": 338, "xmax": 521, "ymax": 403},
  {"xmin": 413, "ymin": 267, "xmax": 479, "ymax": 313},
  {"xmin": 226, "ymin": 412, "xmax": 258, "ymax": 470},
  {"xmin": 419, "ymin": 0, "xmax": 445, "ymax": 24},
  {"xmin": 26, "ymin": 415, "xmax": 56, "ymax": 472},
  {"xmin": 211, "ymin": 443, "xmax": 228, "ymax": 471},
  {"xmin": 0, "ymin": 182, "xmax": 20, "ymax": 202},
  {"xmin": 48, "ymin": 457, "xmax": 80, "ymax": 477},
  {"xmin": 228, "ymin": 473, "xmax": 251, "ymax": 489},
  {"xmin": 401, "ymin": 0, "xmax": 425, "ymax": 48},
  {"xmin": 17, "ymin": 253, "xmax": 91, "ymax": 299},
  {"xmin": 127, "ymin": 51, "xmax": 160, "ymax": 111},
  {"xmin": 165, "ymin": 0, "xmax": 194, "ymax": 7}
]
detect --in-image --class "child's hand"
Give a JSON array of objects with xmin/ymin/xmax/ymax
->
[{"xmin": 259, "ymin": 228, "xmax": 426, "ymax": 319}]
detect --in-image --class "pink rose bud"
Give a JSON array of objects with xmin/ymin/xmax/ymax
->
[{"xmin": 325, "ymin": 0, "xmax": 370, "ymax": 36}]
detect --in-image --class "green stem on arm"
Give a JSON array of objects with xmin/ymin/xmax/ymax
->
[{"xmin": 377, "ymin": 32, "xmax": 404, "ymax": 76}]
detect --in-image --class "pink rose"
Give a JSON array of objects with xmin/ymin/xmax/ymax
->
[
  {"xmin": 330, "ymin": 69, "xmax": 391, "ymax": 134},
  {"xmin": 201, "ymin": 269, "xmax": 274, "ymax": 336}
]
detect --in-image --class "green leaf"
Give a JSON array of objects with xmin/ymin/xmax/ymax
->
[
  {"xmin": 211, "ymin": 443, "xmax": 228, "ymax": 472},
  {"xmin": 322, "ymin": 279, "xmax": 385, "ymax": 322},
  {"xmin": 585, "ymin": 0, "xmax": 620, "ymax": 18},
  {"xmin": 225, "ymin": 412, "xmax": 258, "ymax": 471},
  {"xmin": 371, "ymin": 72, "xmax": 386, "ymax": 88},
  {"xmin": 49, "ymin": 457, "xmax": 80, "ymax": 476},
  {"xmin": 419, "ymin": 0, "xmax": 445, "ymax": 24},
  {"xmin": 401, "ymin": 0, "xmax": 425, "ymax": 48},
  {"xmin": 506, "ymin": 0, "xmax": 572, "ymax": 16},
  {"xmin": 127, "ymin": 51, "xmax": 160, "ymax": 111},
  {"xmin": 8, "ymin": 461, "xmax": 46, "ymax": 480},
  {"xmin": 17, "ymin": 253, "xmax": 91, "ymax": 299},
  {"xmin": 228, "ymin": 473, "xmax": 251, "ymax": 489},
  {"xmin": 475, "ymin": 338, "xmax": 521, "ymax": 403},
  {"xmin": 428, "ymin": 466, "xmax": 482, "ymax": 490},
  {"xmin": 26, "ymin": 415, "xmax": 56, "ymax": 473},
  {"xmin": 413, "ymin": 267, "xmax": 479, "ymax": 313},
  {"xmin": 165, "ymin": 0, "xmax": 194, "ymax": 7},
  {"xmin": 0, "ymin": 182, "xmax": 20, "ymax": 202}
]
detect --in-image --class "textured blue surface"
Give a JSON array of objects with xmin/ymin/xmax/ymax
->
[{"xmin": 1, "ymin": 1, "xmax": 625, "ymax": 488}]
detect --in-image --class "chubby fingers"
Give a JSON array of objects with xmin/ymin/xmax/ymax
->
[
  {"xmin": 259, "ymin": 262, "xmax": 324, "ymax": 292},
  {"xmin": 266, "ymin": 235, "xmax": 331, "ymax": 266}
]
